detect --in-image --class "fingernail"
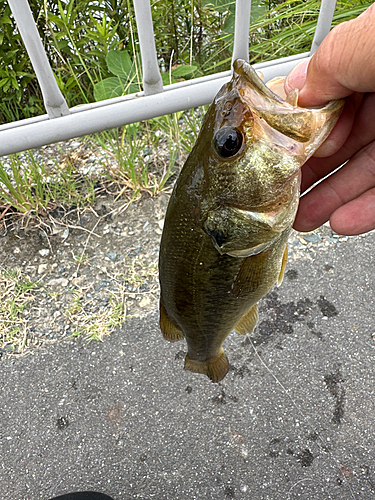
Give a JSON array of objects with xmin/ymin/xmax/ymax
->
[{"xmin": 285, "ymin": 59, "xmax": 310, "ymax": 93}]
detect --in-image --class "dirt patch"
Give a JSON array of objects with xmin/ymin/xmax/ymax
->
[{"xmin": 0, "ymin": 193, "xmax": 169, "ymax": 354}]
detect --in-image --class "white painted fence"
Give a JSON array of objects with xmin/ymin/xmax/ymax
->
[{"xmin": 0, "ymin": 0, "xmax": 337, "ymax": 157}]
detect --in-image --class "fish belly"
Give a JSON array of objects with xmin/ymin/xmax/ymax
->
[{"xmin": 159, "ymin": 212, "xmax": 290, "ymax": 382}]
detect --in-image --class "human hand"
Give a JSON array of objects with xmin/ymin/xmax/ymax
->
[{"xmin": 284, "ymin": 4, "xmax": 375, "ymax": 235}]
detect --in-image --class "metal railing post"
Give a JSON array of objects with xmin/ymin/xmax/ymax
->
[
  {"xmin": 232, "ymin": 0, "xmax": 251, "ymax": 63},
  {"xmin": 8, "ymin": 0, "xmax": 70, "ymax": 118},
  {"xmin": 310, "ymin": 0, "xmax": 337, "ymax": 53},
  {"xmin": 133, "ymin": 0, "xmax": 163, "ymax": 95}
]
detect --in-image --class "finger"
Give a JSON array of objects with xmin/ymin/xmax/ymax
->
[
  {"xmin": 286, "ymin": 68, "xmax": 363, "ymax": 160},
  {"xmin": 312, "ymin": 92, "xmax": 363, "ymax": 158},
  {"xmin": 284, "ymin": 59, "xmax": 309, "ymax": 94},
  {"xmin": 294, "ymin": 140, "xmax": 375, "ymax": 232},
  {"xmin": 292, "ymin": 4, "xmax": 375, "ymax": 107},
  {"xmin": 330, "ymin": 187, "xmax": 375, "ymax": 235},
  {"xmin": 300, "ymin": 92, "xmax": 375, "ymax": 193}
]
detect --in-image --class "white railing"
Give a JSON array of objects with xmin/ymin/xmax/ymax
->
[{"xmin": 0, "ymin": 0, "xmax": 337, "ymax": 157}]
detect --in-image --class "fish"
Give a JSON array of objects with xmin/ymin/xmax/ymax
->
[{"xmin": 158, "ymin": 59, "xmax": 343, "ymax": 383}]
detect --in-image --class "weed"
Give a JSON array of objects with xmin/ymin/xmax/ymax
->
[
  {"xmin": 0, "ymin": 268, "xmax": 39, "ymax": 351},
  {"xmin": 66, "ymin": 287, "xmax": 126, "ymax": 342},
  {"xmin": 126, "ymin": 256, "xmax": 158, "ymax": 291}
]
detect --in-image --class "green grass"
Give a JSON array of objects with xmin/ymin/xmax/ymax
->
[
  {"xmin": 0, "ymin": 107, "xmax": 204, "ymax": 219},
  {"xmin": 0, "ymin": 268, "xmax": 39, "ymax": 351},
  {"xmin": 67, "ymin": 287, "xmax": 126, "ymax": 342}
]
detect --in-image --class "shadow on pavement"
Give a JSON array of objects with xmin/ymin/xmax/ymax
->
[{"xmin": 49, "ymin": 493, "xmax": 114, "ymax": 500}]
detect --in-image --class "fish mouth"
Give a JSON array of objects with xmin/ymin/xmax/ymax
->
[{"xmin": 231, "ymin": 59, "xmax": 344, "ymax": 149}]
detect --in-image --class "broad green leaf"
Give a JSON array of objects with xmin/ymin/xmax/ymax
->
[
  {"xmin": 17, "ymin": 72, "xmax": 35, "ymax": 79},
  {"xmin": 125, "ymin": 83, "xmax": 140, "ymax": 94},
  {"xmin": 250, "ymin": 3, "xmax": 268, "ymax": 23},
  {"xmin": 223, "ymin": 13, "xmax": 234, "ymax": 33},
  {"xmin": 171, "ymin": 65, "xmax": 198, "ymax": 77},
  {"xmin": 0, "ymin": 16, "xmax": 12, "ymax": 25},
  {"xmin": 161, "ymin": 73, "xmax": 177, "ymax": 86},
  {"xmin": 3, "ymin": 79, "xmax": 11, "ymax": 92},
  {"xmin": 47, "ymin": 13, "xmax": 66, "ymax": 28},
  {"xmin": 106, "ymin": 50, "xmax": 133, "ymax": 79},
  {"xmin": 94, "ymin": 77, "xmax": 125, "ymax": 101},
  {"xmin": 202, "ymin": 0, "xmax": 234, "ymax": 14},
  {"xmin": 11, "ymin": 77, "xmax": 19, "ymax": 91}
]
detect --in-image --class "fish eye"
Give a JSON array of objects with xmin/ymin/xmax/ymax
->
[{"xmin": 214, "ymin": 127, "xmax": 243, "ymax": 158}]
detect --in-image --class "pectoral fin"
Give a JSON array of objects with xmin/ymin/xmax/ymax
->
[
  {"xmin": 277, "ymin": 246, "xmax": 288, "ymax": 286},
  {"xmin": 184, "ymin": 348, "xmax": 229, "ymax": 383},
  {"xmin": 160, "ymin": 299, "xmax": 185, "ymax": 342},
  {"xmin": 234, "ymin": 304, "xmax": 259, "ymax": 335}
]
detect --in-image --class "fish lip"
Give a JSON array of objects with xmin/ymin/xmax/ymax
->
[{"xmin": 232, "ymin": 59, "xmax": 285, "ymax": 105}]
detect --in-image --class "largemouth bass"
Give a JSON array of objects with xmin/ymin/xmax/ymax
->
[{"xmin": 159, "ymin": 59, "xmax": 343, "ymax": 383}]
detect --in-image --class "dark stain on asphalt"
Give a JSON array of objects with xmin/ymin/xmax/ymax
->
[
  {"xmin": 224, "ymin": 485, "xmax": 235, "ymax": 498},
  {"xmin": 269, "ymin": 437, "xmax": 283, "ymax": 458},
  {"xmin": 211, "ymin": 388, "xmax": 238, "ymax": 405},
  {"xmin": 267, "ymin": 436, "xmax": 316, "ymax": 468},
  {"xmin": 253, "ymin": 292, "xmax": 316, "ymax": 345},
  {"xmin": 250, "ymin": 289, "xmax": 340, "ymax": 348},
  {"xmin": 306, "ymin": 321, "xmax": 323, "ymax": 340},
  {"xmin": 324, "ymin": 366, "xmax": 345, "ymax": 424},
  {"xmin": 307, "ymin": 431, "xmax": 318, "ymax": 442},
  {"xmin": 297, "ymin": 448, "xmax": 314, "ymax": 467},
  {"xmin": 229, "ymin": 363, "xmax": 252, "ymax": 378},
  {"xmin": 285, "ymin": 269, "xmax": 298, "ymax": 280},
  {"xmin": 317, "ymin": 295, "xmax": 338, "ymax": 317},
  {"xmin": 362, "ymin": 465, "xmax": 375, "ymax": 491},
  {"xmin": 56, "ymin": 416, "xmax": 69, "ymax": 430}
]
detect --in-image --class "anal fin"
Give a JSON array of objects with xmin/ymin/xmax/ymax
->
[
  {"xmin": 277, "ymin": 246, "xmax": 288, "ymax": 286},
  {"xmin": 234, "ymin": 303, "xmax": 258, "ymax": 335},
  {"xmin": 184, "ymin": 348, "xmax": 229, "ymax": 383},
  {"xmin": 160, "ymin": 300, "xmax": 184, "ymax": 342}
]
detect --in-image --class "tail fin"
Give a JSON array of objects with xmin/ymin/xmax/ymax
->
[{"xmin": 184, "ymin": 348, "xmax": 229, "ymax": 383}]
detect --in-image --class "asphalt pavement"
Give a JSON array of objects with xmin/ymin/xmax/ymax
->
[{"xmin": 1, "ymin": 230, "xmax": 375, "ymax": 500}]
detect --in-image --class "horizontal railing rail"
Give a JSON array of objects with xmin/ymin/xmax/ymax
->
[{"xmin": 0, "ymin": 0, "xmax": 337, "ymax": 157}]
